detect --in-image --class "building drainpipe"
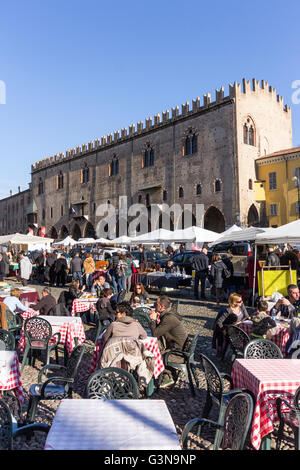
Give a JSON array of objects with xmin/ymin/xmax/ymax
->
[
  {"xmin": 285, "ymin": 157, "xmax": 289, "ymax": 224},
  {"xmin": 232, "ymin": 99, "xmax": 240, "ymax": 226}
]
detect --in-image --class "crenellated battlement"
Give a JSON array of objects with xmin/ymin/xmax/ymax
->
[{"xmin": 31, "ymin": 78, "xmax": 291, "ymax": 172}]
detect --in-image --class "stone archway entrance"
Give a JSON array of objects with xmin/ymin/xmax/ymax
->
[
  {"xmin": 72, "ymin": 224, "xmax": 82, "ymax": 241},
  {"xmin": 60, "ymin": 225, "xmax": 69, "ymax": 239},
  {"xmin": 247, "ymin": 204, "xmax": 259, "ymax": 227},
  {"xmin": 204, "ymin": 207, "xmax": 225, "ymax": 233},
  {"xmin": 49, "ymin": 226, "xmax": 58, "ymax": 239},
  {"xmin": 84, "ymin": 222, "xmax": 96, "ymax": 239}
]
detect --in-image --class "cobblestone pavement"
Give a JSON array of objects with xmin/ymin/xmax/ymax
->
[{"xmin": 8, "ymin": 281, "xmax": 295, "ymax": 451}]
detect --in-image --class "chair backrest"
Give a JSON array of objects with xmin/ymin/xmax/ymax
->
[
  {"xmin": 244, "ymin": 339, "xmax": 283, "ymax": 359},
  {"xmin": 0, "ymin": 329, "xmax": 15, "ymax": 351},
  {"xmin": 219, "ymin": 392, "xmax": 253, "ymax": 450},
  {"xmin": 24, "ymin": 317, "xmax": 52, "ymax": 349},
  {"xmin": 117, "ymin": 290, "xmax": 126, "ymax": 304},
  {"xmin": 3, "ymin": 308, "xmax": 17, "ymax": 331},
  {"xmin": 132, "ymin": 308, "xmax": 151, "ymax": 330},
  {"xmin": 227, "ymin": 325, "xmax": 250, "ymax": 357},
  {"xmin": 0, "ymin": 399, "xmax": 12, "ymax": 450},
  {"xmin": 1, "ymin": 391, "xmax": 23, "ymax": 426},
  {"xmin": 85, "ymin": 367, "xmax": 139, "ymax": 399},
  {"xmin": 184, "ymin": 330, "xmax": 201, "ymax": 363},
  {"xmin": 294, "ymin": 386, "xmax": 300, "ymax": 415},
  {"xmin": 199, "ymin": 353, "xmax": 224, "ymax": 404},
  {"xmin": 65, "ymin": 344, "xmax": 86, "ymax": 379}
]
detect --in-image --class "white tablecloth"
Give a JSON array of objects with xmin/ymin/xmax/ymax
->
[{"xmin": 44, "ymin": 399, "xmax": 181, "ymax": 450}]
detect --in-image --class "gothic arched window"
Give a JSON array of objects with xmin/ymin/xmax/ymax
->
[
  {"xmin": 196, "ymin": 184, "xmax": 202, "ymax": 195},
  {"xmin": 243, "ymin": 118, "xmax": 256, "ymax": 146},
  {"xmin": 81, "ymin": 164, "xmax": 89, "ymax": 184},
  {"xmin": 179, "ymin": 187, "xmax": 184, "ymax": 199},
  {"xmin": 183, "ymin": 129, "xmax": 198, "ymax": 156}
]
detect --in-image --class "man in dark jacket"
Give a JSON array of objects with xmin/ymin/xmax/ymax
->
[
  {"xmin": 30, "ymin": 287, "xmax": 56, "ymax": 315},
  {"xmin": 191, "ymin": 248, "xmax": 209, "ymax": 300},
  {"xmin": 48, "ymin": 251, "xmax": 58, "ymax": 286},
  {"xmin": 108, "ymin": 251, "xmax": 120, "ymax": 292},
  {"xmin": 54, "ymin": 254, "xmax": 68, "ymax": 287},
  {"xmin": 149, "ymin": 295, "xmax": 188, "ymax": 388},
  {"xmin": 70, "ymin": 252, "xmax": 83, "ymax": 288},
  {"xmin": 266, "ymin": 246, "xmax": 280, "ymax": 267}
]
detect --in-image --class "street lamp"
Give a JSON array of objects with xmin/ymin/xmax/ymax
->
[{"xmin": 293, "ymin": 176, "xmax": 300, "ymax": 219}]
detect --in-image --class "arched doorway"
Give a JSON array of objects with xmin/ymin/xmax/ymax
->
[
  {"xmin": 72, "ymin": 224, "xmax": 81, "ymax": 241},
  {"xmin": 84, "ymin": 222, "xmax": 96, "ymax": 239},
  {"xmin": 247, "ymin": 204, "xmax": 259, "ymax": 227},
  {"xmin": 49, "ymin": 226, "xmax": 58, "ymax": 239},
  {"xmin": 60, "ymin": 225, "xmax": 69, "ymax": 239},
  {"xmin": 204, "ymin": 207, "xmax": 225, "ymax": 233}
]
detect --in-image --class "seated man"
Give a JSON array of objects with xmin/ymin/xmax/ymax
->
[
  {"xmin": 3, "ymin": 288, "xmax": 27, "ymax": 314},
  {"xmin": 149, "ymin": 295, "xmax": 188, "ymax": 388},
  {"xmin": 91, "ymin": 274, "xmax": 110, "ymax": 297},
  {"xmin": 270, "ymin": 284, "xmax": 300, "ymax": 319},
  {"xmin": 251, "ymin": 300, "xmax": 276, "ymax": 339},
  {"xmin": 30, "ymin": 287, "xmax": 56, "ymax": 315},
  {"xmin": 102, "ymin": 301, "xmax": 147, "ymax": 343}
]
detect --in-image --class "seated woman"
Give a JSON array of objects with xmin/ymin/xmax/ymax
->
[
  {"xmin": 212, "ymin": 293, "xmax": 250, "ymax": 358},
  {"xmin": 96, "ymin": 288, "xmax": 116, "ymax": 322},
  {"xmin": 69, "ymin": 279, "xmax": 85, "ymax": 300},
  {"xmin": 3, "ymin": 288, "xmax": 27, "ymax": 314},
  {"xmin": 129, "ymin": 283, "xmax": 149, "ymax": 306},
  {"xmin": 102, "ymin": 301, "xmax": 147, "ymax": 344}
]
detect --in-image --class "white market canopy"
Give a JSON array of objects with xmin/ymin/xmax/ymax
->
[
  {"xmin": 0, "ymin": 233, "xmax": 53, "ymax": 250},
  {"xmin": 77, "ymin": 238, "xmax": 97, "ymax": 245},
  {"xmin": 130, "ymin": 226, "xmax": 219, "ymax": 243},
  {"xmin": 130, "ymin": 229, "xmax": 173, "ymax": 243},
  {"xmin": 209, "ymin": 226, "xmax": 276, "ymax": 246},
  {"xmin": 109, "ymin": 235, "xmax": 132, "ymax": 245},
  {"xmin": 52, "ymin": 236, "xmax": 78, "ymax": 247},
  {"xmin": 255, "ymin": 219, "xmax": 300, "ymax": 245}
]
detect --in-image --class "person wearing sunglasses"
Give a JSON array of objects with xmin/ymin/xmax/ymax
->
[
  {"xmin": 130, "ymin": 283, "xmax": 149, "ymax": 307},
  {"xmin": 212, "ymin": 293, "xmax": 250, "ymax": 358}
]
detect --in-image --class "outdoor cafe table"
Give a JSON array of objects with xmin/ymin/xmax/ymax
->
[
  {"xmin": 71, "ymin": 298, "xmax": 97, "ymax": 317},
  {"xmin": 18, "ymin": 315, "xmax": 86, "ymax": 357},
  {"xmin": 0, "ymin": 351, "xmax": 24, "ymax": 403},
  {"xmin": 231, "ymin": 358, "xmax": 300, "ymax": 450},
  {"xmin": 239, "ymin": 320, "xmax": 290, "ymax": 357},
  {"xmin": 89, "ymin": 334, "xmax": 165, "ymax": 378},
  {"xmin": 44, "ymin": 399, "xmax": 181, "ymax": 450}
]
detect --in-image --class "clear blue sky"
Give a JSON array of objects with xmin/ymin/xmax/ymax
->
[{"xmin": 1, "ymin": 0, "xmax": 300, "ymax": 199}]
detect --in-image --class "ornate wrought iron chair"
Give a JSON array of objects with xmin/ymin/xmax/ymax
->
[
  {"xmin": 26, "ymin": 344, "xmax": 86, "ymax": 423},
  {"xmin": 276, "ymin": 386, "xmax": 300, "ymax": 450},
  {"xmin": 0, "ymin": 399, "xmax": 50, "ymax": 450},
  {"xmin": 244, "ymin": 339, "xmax": 283, "ymax": 359},
  {"xmin": 198, "ymin": 353, "xmax": 245, "ymax": 423},
  {"xmin": 85, "ymin": 367, "xmax": 139, "ymax": 399},
  {"xmin": 182, "ymin": 392, "xmax": 253, "ymax": 450},
  {"xmin": 132, "ymin": 307, "xmax": 152, "ymax": 331},
  {"xmin": 163, "ymin": 330, "xmax": 201, "ymax": 395},
  {"xmin": 0, "ymin": 328, "xmax": 15, "ymax": 351},
  {"xmin": 20, "ymin": 316, "xmax": 61, "ymax": 372},
  {"xmin": 227, "ymin": 325, "xmax": 250, "ymax": 362}
]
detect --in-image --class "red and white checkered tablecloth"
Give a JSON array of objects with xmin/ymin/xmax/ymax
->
[
  {"xmin": 0, "ymin": 351, "xmax": 24, "ymax": 404},
  {"xmin": 89, "ymin": 334, "xmax": 164, "ymax": 379},
  {"xmin": 71, "ymin": 299, "xmax": 97, "ymax": 317},
  {"xmin": 239, "ymin": 321, "xmax": 290, "ymax": 357},
  {"xmin": 18, "ymin": 316, "xmax": 86, "ymax": 356},
  {"xmin": 19, "ymin": 307, "xmax": 40, "ymax": 322},
  {"xmin": 231, "ymin": 359, "xmax": 300, "ymax": 450}
]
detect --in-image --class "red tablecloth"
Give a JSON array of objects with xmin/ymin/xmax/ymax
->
[
  {"xmin": 18, "ymin": 315, "xmax": 86, "ymax": 356},
  {"xmin": 71, "ymin": 299, "xmax": 97, "ymax": 317},
  {"xmin": 239, "ymin": 321, "xmax": 290, "ymax": 357},
  {"xmin": 0, "ymin": 351, "xmax": 24, "ymax": 404},
  {"xmin": 89, "ymin": 334, "xmax": 164, "ymax": 379},
  {"xmin": 231, "ymin": 359, "xmax": 300, "ymax": 450}
]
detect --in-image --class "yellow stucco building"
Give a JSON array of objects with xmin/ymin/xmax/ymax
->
[{"xmin": 255, "ymin": 147, "xmax": 300, "ymax": 227}]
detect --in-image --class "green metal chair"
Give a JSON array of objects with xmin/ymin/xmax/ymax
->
[
  {"xmin": 117, "ymin": 290, "xmax": 126, "ymax": 304},
  {"xmin": 20, "ymin": 316, "xmax": 61, "ymax": 372},
  {"xmin": 0, "ymin": 399, "xmax": 50, "ymax": 450},
  {"xmin": 85, "ymin": 367, "xmax": 139, "ymax": 399},
  {"xmin": 93, "ymin": 312, "xmax": 112, "ymax": 345},
  {"xmin": 197, "ymin": 353, "xmax": 245, "ymax": 424},
  {"xmin": 276, "ymin": 385, "xmax": 300, "ymax": 450},
  {"xmin": 227, "ymin": 325, "xmax": 250, "ymax": 362},
  {"xmin": 182, "ymin": 392, "xmax": 253, "ymax": 450},
  {"xmin": 132, "ymin": 307, "xmax": 152, "ymax": 331},
  {"xmin": 26, "ymin": 344, "xmax": 86, "ymax": 423},
  {"xmin": 3, "ymin": 308, "xmax": 22, "ymax": 338},
  {"xmin": 244, "ymin": 338, "xmax": 283, "ymax": 359},
  {"xmin": 163, "ymin": 330, "xmax": 201, "ymax": 395},
  {"xmin": 0, "ymin": 329, "xmax": 15, "ymax": 351}
]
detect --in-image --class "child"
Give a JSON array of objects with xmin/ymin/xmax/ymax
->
[{"xmin": 251, "ymin": 300, "xmax": 276, "ymax": 339}]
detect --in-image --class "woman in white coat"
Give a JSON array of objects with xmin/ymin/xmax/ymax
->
[{"xmin": 19, "ymin": 251, "xmax": 33, "ymax": 286}]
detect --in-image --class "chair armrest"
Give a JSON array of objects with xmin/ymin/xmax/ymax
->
[
  {"xmin": 13, "ymin": 423, "xmax": 50, "ymax": 439},
  {"xmin": 220, "ymin": 373, "xmax": 234, "ymax": 389},
  {"xmin": 222, "ymin": 388, "xmax": 245, "ymax": 399},
  {"xmin": 164, "ymin": 349, "xmax": 189, "ymax": 364},
  {"xmin": 50, "ymin": 332, "xmax": 61, "ymax": 345},
  {"xmin": 182, "ymin": 417, "xmax": 223, "ymax": 449},
  {"xmin": 40, "ymin": 376, "xmax": 74, "ymax": 398},
  {"xmin": 38, "ymin": 364, "xmax": 67, "ymax": 383}
]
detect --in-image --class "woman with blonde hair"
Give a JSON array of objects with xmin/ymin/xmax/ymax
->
[
  {"xmin": 3, "ymin": 287, "xmax": 27, "ymax": 314},
  {"xmin": 212, "ymin": 293, "xmax": 250, "ymax": 358}
]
